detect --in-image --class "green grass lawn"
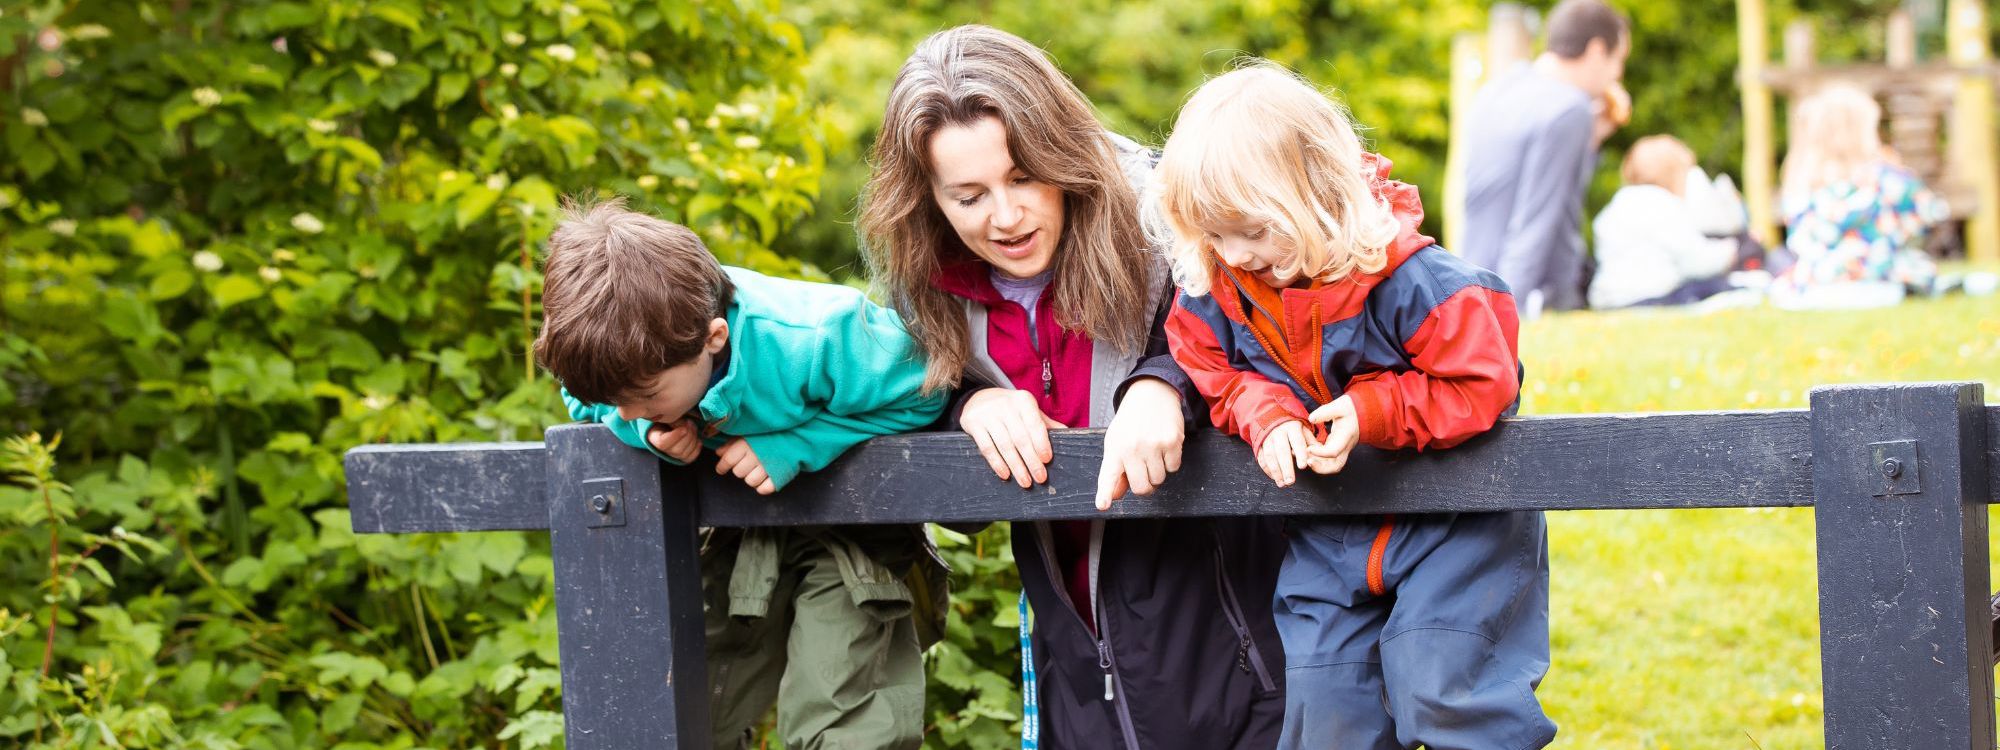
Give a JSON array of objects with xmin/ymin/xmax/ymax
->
[{"xmin": 1521, "ymin": 293, "xmax": 2000, "ymax": 749}]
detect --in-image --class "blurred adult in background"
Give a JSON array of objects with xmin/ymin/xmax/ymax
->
[
  {"xmin": 1461, "ymin": 0, "xmax": 1630, "ymax": 317},
  {"xmin": 859, "ymin": 25, "xmax": 1285, "ymax": 750},
  {"xmin": 1589, "ymin": 135, "xmax": 1754, "ymax": 309},
  {"xmin": 1773, "ymin": 84, "xmax": 1946, "ymax": 309}
]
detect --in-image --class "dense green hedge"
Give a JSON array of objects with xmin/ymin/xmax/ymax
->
[{"xmin": 0, "ymin": 0, "xmax": 827, "ymax": 746}]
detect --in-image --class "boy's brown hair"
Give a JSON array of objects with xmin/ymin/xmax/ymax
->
[{"xmin": 533, "ymin": 196, "xmax": 734, "ymax": 405}]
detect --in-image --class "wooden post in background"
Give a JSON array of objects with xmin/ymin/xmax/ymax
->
[
  {"xmin": 1946, "ymin": 0, "xmax": 1998, "ymax": 263},
  {"xmin": 1739, "ymin": 0, "xmax": 1779, "ymax": 247},
  {"xmin": 1485, "ymin": 3, "xmax": 1534, "ymax": 74},
  {"xmin": 1887, "ymin": 10, "xmax": 1917, "ymax": 69},
  {"xmin": 1782, "ymin": 20, "xmax": 1815, "ymax": 72}
]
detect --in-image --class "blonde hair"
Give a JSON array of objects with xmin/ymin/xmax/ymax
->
[
  {"xmin": 1622, "ymin": 135, "xmax": 1696, "ymax": 194},
  {"xmin": 1781, "ymin": 84, "xmax": 1883, "ymax": 197},
  {"xmin": 1149, "ymin": 63, "xmax": 1401, "ymax": 297},
  {"xmin": 858, "ymin": 25, "xmax": 1151, "ymax": 393}
]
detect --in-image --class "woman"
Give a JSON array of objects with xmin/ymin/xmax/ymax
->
[{"xmin": 859, "ymin": 25, "xmax": 1284, "ymax": 750}]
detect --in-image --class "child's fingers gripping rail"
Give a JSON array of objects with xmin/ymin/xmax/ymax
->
[
  {"xmin": 1301, "ymin": 396, "xmax": 1362, "ymax": 475},
  {"xmin": 1258, "ymin": 420, "xmax": 1312, "ymax": 488},
  {"xmin": 715, "ymin": 437, "xmax": 777, "ymax": 495}
]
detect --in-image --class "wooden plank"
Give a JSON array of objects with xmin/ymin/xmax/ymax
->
[
  {"xmin": 1812, "ymin": 383, "xmax": 1993, "ymax": 749},
  {"xmin": 697, "ymin": 410, "xmax": 1818, "ymax": 526},
  {"xmin": 345, "ymin": 406, "xmax": 2000, "ymax": 535},
  {"xmin": 545, "ymin": 424, "xmax": 710, "ymax": 749},
  {"xmin": 343, "ymin": 441, "xmax": 547, "ymax": 533}
]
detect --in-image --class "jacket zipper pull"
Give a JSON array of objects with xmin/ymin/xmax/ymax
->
[
  {"xmin": 1238, "ymin": 636, "xmax": 1253, "ymax": 675},
  {"xmin": 1041, "ymin": 358, "xmax": 1053, "ymax": 397},
  {"xmin": 1097, "ymin": 639, "xmax": 1113, "ymax": 701}
]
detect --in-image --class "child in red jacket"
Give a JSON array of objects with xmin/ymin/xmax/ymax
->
[{"xmin": 1151, "ymin": 64, "xmax": 1556, "ymax": 750}]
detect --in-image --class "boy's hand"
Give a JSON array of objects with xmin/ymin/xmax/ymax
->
[
  {"xmin": 715, "ymin": 437, "xmax": 776, "ymax": 495},
  {"xmin": 1304, "ymin": 396, "xmax": 1361, "ymax": 475},
  {"xmin": 1258, "ymin": 420, "xmax": 1311, "ymax": 488},
  {"xmin": 646, "ymin": 419, "xmax": 702, "ymax": 463},
  {"xmin": 961, "ymin": 387, "xmax": 1065, "ymax": 489}
]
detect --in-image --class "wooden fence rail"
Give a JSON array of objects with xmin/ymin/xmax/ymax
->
[{"xmin": 345, "ymin": 382, "xmax": 1999, "ymax": 749}]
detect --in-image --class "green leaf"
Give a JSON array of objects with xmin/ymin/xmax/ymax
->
[
  {"xmin": 435, "ymin": 71, "xmax": 472, "ymax": 107},
  {"xmin": 497, "ymin": 710, "xmax": 565, "ymax": 749},
  {"xmin": 100, "ymin": 295, "xmax": 162, "ymax": 344},
  {"xmin": 322, "ymin": 694, "xmax": 363, "ymax": 734},
  {"xmin": 367, "ymin": 3, "xmax": 424, "ymax": 32},
  {"xmin": 456, "ymin": 185, "xmax": 501, "ymax": 227},
  {"xmin": 79, "ymin": 557, "xmax": 114, "ymax": 586},
  {"xmin": 446, "ymin": 540, "xmax": 484, "ymax": 584},
  {"xmin": 150, "ymin": 268, "xmax": 195, "ymax": 299},
  {"xmin": 211, "ymin": 274, "xmax": 264, "ymax": 308},
  {"xmin": 478, "ymin": 532, "xmax": 527, "ymax": 574}
]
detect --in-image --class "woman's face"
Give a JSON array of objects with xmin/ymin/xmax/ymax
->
[{"xmin": 927, "ymin": 116, "xmax": 1066, "ymax": 279}]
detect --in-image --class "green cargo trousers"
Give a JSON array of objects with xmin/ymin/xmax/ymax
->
[{"xmin": 702, "ymin": 526, "xmax": 927, "ymax": 750}]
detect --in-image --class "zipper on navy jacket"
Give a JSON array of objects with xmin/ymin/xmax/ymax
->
[
  {"xmin": 1033, "ymin": 522, "xmax": 1141, "ymax": 750},
  {"xmin": 1212, "ymin": 531, "xmax": 1278, "ymax": 692}
]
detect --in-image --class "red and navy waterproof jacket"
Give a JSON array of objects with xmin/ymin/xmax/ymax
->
[{"xmin": 1167, "ymin": 155, "xmax": 1523, "ymax": 455}]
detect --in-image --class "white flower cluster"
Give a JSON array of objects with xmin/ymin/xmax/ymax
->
[
  {"xmin": 19, "ymin": 108, "xmax": 47, "ymax": 127},
  {"xmin": 291, "ymin": 212, "xmax": 325, "ymax": 234},
  {"xmin": 368, "ymin": 49, "xmax": 398, "ymax": 67},
  {"xmin": 545, "ymin": 44, "xmax": 576, "ymax": 63},
  {"xmin": 503, "ymin": 31, "xmax": 527, "ymax": 46},
  {"xmin": 192, "ymin": 250, "xmax": 224, "ymax": 272},
  {"xmin": 192, "ymin": 87, "xmax": 222, "ymax": 107}
]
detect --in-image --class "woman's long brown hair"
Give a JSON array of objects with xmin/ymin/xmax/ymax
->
[{"xmin": 858, "ymin": 24, "xmax": 1152, "ymax": 394}]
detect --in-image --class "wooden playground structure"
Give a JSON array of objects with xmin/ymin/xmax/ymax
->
[{"xmin": 1445, "ymin": 0, "xmax": 1999, "ymax": 265}]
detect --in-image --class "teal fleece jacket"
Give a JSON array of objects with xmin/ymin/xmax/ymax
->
[{"xmin": 563, "ymin": 267, "xmax": 945, "ymax": 489}]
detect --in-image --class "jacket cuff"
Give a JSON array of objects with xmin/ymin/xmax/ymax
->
[
  {"xmin": 1346, "ymin": 380, "xmax": 1398, "ymax": 449},
  {"xmin": 1117, "ymin": 356, "xmax": 1201, "ymax": 425},
  {"xmin": 1244, "ymin": 402, "xmax": 1309, "ymax": 455}
]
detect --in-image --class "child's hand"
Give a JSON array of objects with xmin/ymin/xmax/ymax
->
[
  {"xmin": 715, "ymin": 437, "xmax": 776, "ymax": 495},
  {"xmin": 646, "ymin": 419, "xmax": 702, "ymax": 463},
  {"xmin": 1305, "ymin": 395, "xmax": 1361, "ymax": 475},
  {"xmin": 1258, "ymin": 420, "xmax": 1312, "ymax": 488}
]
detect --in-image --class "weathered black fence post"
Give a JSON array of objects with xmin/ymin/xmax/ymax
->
[
  {"xmin": 545, "ymin": 423, "xmax": 710, "ymax": 748},
  {"xmin": 1811, "ymin": 382, "xmax": 1993, "ymax": 749}
]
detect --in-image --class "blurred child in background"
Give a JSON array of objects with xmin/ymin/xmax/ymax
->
[{"xmin": 1774, "ymin": 84, "xmax": 1946, "ymax": 309}]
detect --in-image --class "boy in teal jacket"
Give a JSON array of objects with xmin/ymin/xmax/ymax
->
[{"xmin": 534, "ymin": 198, "xmax": 946, "ymax": 750}]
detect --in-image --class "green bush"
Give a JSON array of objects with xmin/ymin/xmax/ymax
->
[{"xmin": 0, "ymin": 0, "xmax": 824, "ymax": 746}]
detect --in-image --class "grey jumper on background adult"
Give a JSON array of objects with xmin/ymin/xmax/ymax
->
[{"xmin": 1461, "ymin": 0, "xmax": 1629, "ymax": 315}]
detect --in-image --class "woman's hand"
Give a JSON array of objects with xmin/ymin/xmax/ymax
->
[
  {"xmin": 1095, "ymin": 378, "xmax": 1187, "ymax": 509},
  {"xmin": 1304, "ymin": 395, "xmax": 1361, "ymax": 475},
  {"xmin": 961, "ymin": 387, "xmax": 1065, "ymax": 489}
]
